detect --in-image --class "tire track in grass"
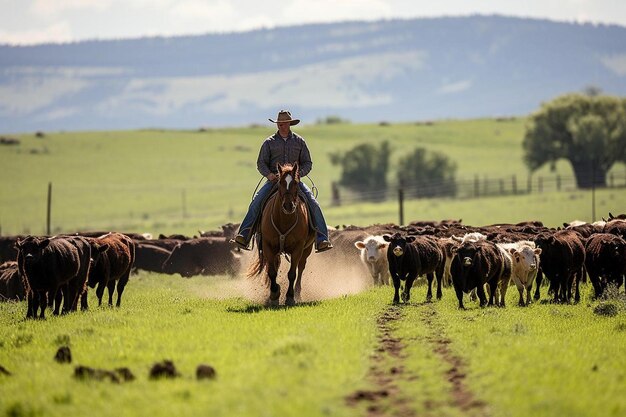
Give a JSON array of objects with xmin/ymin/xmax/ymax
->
[
  {"xmin": 420, "ymin": 305, "xmax": 489, "ymax": 416},
  {"xmin": 345, "ymin": 305, "xmax": 416, "ymax": 417}
]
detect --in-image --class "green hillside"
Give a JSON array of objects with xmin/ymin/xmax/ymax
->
[{"xmin": 1, "ymin": 118, "xmax": 624, "ymax": 235}]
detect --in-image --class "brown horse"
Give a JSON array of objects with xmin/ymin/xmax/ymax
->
[{"xmin": 248, "ymin": 162, "xmax": 315, "ymax": 306}]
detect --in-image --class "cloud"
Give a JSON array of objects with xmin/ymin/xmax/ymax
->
[
  {"xmin": 97, "ymin": 50, "xmax": 427, "ymax": 115},
  {"xmin": 602, "ymin": 54, "xmax": 626, "ymax": 76},
  {"xmin": 0, "ymin": 76, "xmax": 89, "ymax": 115},
  {"xmin": 283, "ymin": 0, "xmax": 392, "ymax": 24},
  {"xmin": 170, "ymin": 0, "xmax": 235, "ymax": 20},
  {"xmin": 437, "ymin": 80, "xmax": 472, "ymax": 94},
  {"xmin": 31, "ymin": 0, "xmax": 110, "ymax": 16},
  {"xmin": 0, "ymin": 22, "xmax": 73, "ymax": 45}
]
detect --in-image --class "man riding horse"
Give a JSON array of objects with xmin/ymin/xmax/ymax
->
[{"xmin": 234, "ymin": 110, "xmax": 333, "ymax": 253}]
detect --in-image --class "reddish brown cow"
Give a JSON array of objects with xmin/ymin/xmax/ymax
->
[
  {"xmin": 0, "ymin": 235, "xmax": 24, "ymax": 263},
  {"xmin": 87, "ymin": 233, "xmax": 135, "ymax": 307},
  {"xmin": 585, "ymin": 233, "xmax": 626, "ymax": 297},
  {"xmin": 0, "ymin": 261, "xmax": 25, "ymax": 301},
  {"xmin": 533, "ymin": 230, "xmax": 585, "ymax": 303},
  {"xmin": 58, "ymin": 235, "xmax": 100, "ymax": 312},
  {"xmin": 605, "ymin": 219, "xmax": 626, "ymax": 240}
]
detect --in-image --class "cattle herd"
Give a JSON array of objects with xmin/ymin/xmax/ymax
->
[{"xmin": 0, "ymin": 215, "xmax": 625, "ymax": 317}]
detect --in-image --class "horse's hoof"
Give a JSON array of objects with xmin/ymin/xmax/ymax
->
[{"xmin": 285, "ymin": 297, "xmax": 296, "ymax": 307}]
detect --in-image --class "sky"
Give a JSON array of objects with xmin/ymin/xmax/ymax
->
[{"xmin": 1, "ymin": 0, "xmax": 625, "ymax": 45}]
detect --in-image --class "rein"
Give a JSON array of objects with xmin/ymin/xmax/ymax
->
[{"xmin": 270, "ymin": 193, "xmax": 300, "ymax": 254}]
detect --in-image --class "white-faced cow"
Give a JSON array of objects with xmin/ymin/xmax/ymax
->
[{"xmin": 354, "ymin": 235, "xmax": 389, "ymax": 285}]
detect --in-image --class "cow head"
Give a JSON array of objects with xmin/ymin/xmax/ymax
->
[
  {"xmin": 15, "ymin": 236, "xmax": 50, "ymax": 263},
  {"xmin": 533, "ymin": 233, "xmax": 555, "ymax": 255},
  {"xmin": 383, "ymin": 233, "xmax": 414, "ymax": 258},
  {"xmin": 509, "ymin": 246, "xmax": 542, "ymax": 271},
  {"xmin": 451, "ymin": 242, "xmax": 480, "ymax": 268},
  {"xmin": 355, "ymin": 237, "xmax": 388, "ymax": 262}
]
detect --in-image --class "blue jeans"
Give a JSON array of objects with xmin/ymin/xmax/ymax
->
[{"xmin": 237, "ymin": 181, "xmax": 329, "ymax": 245}]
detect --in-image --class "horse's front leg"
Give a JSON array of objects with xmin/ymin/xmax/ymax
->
[
  {"xmin": 285, "ymin": 259, "xmax": 299, "ymax": 307},
  {"xmin": 267, "ymin": 253, "xmax": 280, "ymax": 306}
]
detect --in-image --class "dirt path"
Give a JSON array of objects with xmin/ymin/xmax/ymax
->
[
  {"xmin": 346, "ymin": 303, "xmax": 489, "ymax": 417},
  {"xmin": 420, "ymin": 305, "xmax": 489, "ymax": 416},
  {"xmin": 345, "ymin": 305, "xmax": 415, "ymax": 417}
]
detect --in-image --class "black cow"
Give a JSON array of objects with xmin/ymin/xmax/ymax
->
[
  {"xmin": 162, "ymin": 238, "xmax": 240, "ymax": 278},
  {"xmin": 450, "ymin": 240, "xmax": 510, "ymax": 309},
  {"xmin": 585, "ymin": 233, "xmax": 626, "ymax": 297},
  {"xmin": 133, "ymin": 243, "xmax": 172, "ymax": 274},
  {"xmin": 533, "ymin": 230, "xmax": 585, "ymax": 303},
  {"xmin": 16, "ymin": 236, "xmax": 82, "ymax": 318},
  {"xmin": 383, "ymin": 233, "xmax": 444, "ymax": 304}
]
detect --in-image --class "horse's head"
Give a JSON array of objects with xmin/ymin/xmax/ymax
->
[{"xmin": 277, "ymin": 162, "xmax": 300, "ymax": 214}]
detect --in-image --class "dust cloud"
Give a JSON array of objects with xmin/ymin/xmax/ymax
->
[{"xmin": 196, "ymin": 250, "xmax": 374, "ymax": 305}]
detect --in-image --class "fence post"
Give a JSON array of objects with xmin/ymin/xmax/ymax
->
[
  {"xmin": 556, "ymin": 175, "xmax": 561, "ymax": 191},
  {"xmin": 47, "ymin": 182, "xmax": 52, "ymax": 235},
  {"xmin": 538, "ymin": 177, "xmax": 543, "ymax": 193},
  {"xmin": 398, "ymin": 188, "xmax": 404, "ymax": 226},
  {"xmin": 499, "ymin": 179, "xmax": 504, "ymax": 195},
  {"xmin": 527, "ymin": 175, "xmax": 532, "ymax": 193},
  {"xmin": 609, "ymin": 173, "xmax": 614, "ymax": 188},
  {"xmin": 512, "ymin": 175, "xmax": 517, "ymax": 195}
]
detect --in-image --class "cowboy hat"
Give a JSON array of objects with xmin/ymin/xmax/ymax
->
[{"xmin": 269, "ymin": 110, "xmax": 300, "ymax": 126}]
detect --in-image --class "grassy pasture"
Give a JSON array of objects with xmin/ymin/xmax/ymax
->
[
  {"xmin": 0, "ymin": 274, "xmax": 624, "ymax": 417},
  {"xmin": 1, "ymin": 119, "xmax": 626, "ymax": 416},
  {"xmin": 2, "ymin": 119, "xmax": 625, "ymax": 236}
]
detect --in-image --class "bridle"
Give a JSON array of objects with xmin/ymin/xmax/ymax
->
[
  {"xmin": 278, "ymin": 172, "xmax": 298, "ymax": 215},
  {"xmin": 270, "ymin": 170, "xmax": 301, "ymax": 253}
]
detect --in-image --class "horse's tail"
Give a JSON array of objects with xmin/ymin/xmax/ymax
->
[{"xmin": 246, "ymin": 246, "xmax": 266, "ymax": 278}]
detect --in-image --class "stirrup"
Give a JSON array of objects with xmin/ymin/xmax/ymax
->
[
  {"xmin": 231, "ymin": 236, "xmax": 252, "ymax": 251},
  {"xmin": 315, "ymin": 240, "xmax": 333, "ymax": 253}
]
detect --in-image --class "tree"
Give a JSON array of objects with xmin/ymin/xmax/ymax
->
[
  {"xmin": 397, "ymin": 148, "xmax": 457, "ymax": 198},
  {"xmin": 329, "ymin": 141, "xmax": 391, "ymax": 200},
  {"xmin": 523, "ymin": 94, "xmax": 626, "ymax": 188}
]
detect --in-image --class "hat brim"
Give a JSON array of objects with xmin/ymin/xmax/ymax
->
[{"xmin": 269, "ymin": 118, "xmax": 300, "ymax": 126}]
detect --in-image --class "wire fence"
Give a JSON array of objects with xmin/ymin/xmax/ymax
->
[
  {"xmin": 330, "ymin": 168, "xmax": 626, "ymax": 206},
  {"xmin": 7, "ymin": 167, "xmax": 626, "ymax": 236}
]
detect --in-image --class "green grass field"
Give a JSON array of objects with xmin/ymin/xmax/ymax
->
[
  {"xmin": 0, "ymin": 274, "xmax": 624, "ymax": 417},
  {"xmin": 1, "ymin": 119, "xmax": 626, "ymax": 416},
  {"xmin": 2, "ymin": 118, "xmax": 625, "ymax": 236}
]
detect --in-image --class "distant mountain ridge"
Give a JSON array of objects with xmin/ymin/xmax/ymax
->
[{"xmin": 1, "ymin": 15, "xmax": 625, "ymax": 132}]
